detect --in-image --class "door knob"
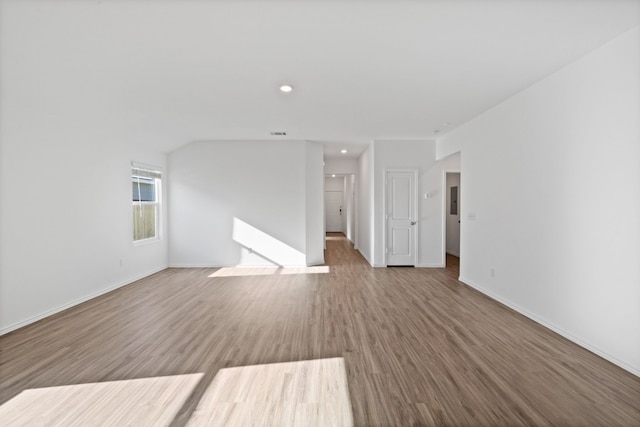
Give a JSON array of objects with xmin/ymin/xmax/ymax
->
[{"xmin": 410, "ymin": 221, "xmax": 416, "ymax": 225}]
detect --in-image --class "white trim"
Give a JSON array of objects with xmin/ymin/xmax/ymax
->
[
  {"xmin": 458, "ymin": 276, "xmax": 640, "ymax": 377},
  {"xmin": 416, "ymin": 263, "xmax": 446, "ymax": 268},
  {"xmin": 133, "ymin": 236, "xmax": 161, "ymax": 246},
  {"xmin": 168, "ymin": 264, "xmax": 320, "ymax": 268},
  {"xmin": 131, "ymin": 161, "xmax": 164, "ymax": 174},
  {"xmin": 0, "ymin": 266, "xmax": 167, "ymax": 336},
  {"xmin": 169, "ymin": 264, "xmax": 236, "ymax": 268},
  {"xmin": 383, "ymin": 169, "xmax": 419, "ymax": 266}
]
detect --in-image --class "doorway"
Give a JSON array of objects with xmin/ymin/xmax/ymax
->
[
  {"xmin": 385, "ymin": 170, "xmax": 418, "ymax": 266},
  {"xmin": 445, "ymin": 172, "xmax": 461, "ymax": 268},
  {"xmin": 324, "ymin": 174, "xmax": 347, "ymax": 235},
  {"xmin": 324, "ymin": 174, "xmax": 356, "ymax": 247},
  {"xmin": 325, "ymin": 191, "xmax": 343, "ymax": 232}
]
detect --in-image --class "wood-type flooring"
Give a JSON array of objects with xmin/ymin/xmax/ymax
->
[{"xmin": 1, "ymin": 233, "xmax": 639, "ymax": 426}]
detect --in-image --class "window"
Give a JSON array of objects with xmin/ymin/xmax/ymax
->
[{"xmin": 132, "ymin": 163, "xmax": 162, "ymax": 242}]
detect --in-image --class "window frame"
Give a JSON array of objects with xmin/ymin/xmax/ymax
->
[{"xmin": 132, "ymin": 163, "xmax": 162, "ymax": 244}]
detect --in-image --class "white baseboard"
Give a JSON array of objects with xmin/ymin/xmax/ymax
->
[
  {"xmin": 168, "ymin": 264, "xmax": 324, "ymax": 268},
  {"xmin": 446, "ymin": 250, "xmax": 460, "ymax": 257},
  {"xmin": 168, "ymin": 264, "xmax": 223, "ymax": 268},
  {"xmin": 458, "ymin": 276, "xmax": 640, "ymax": 377},
  {"xmin": 416, "ymin": 263, "xmax": 446, "ymax": 268},
  {"xmin": 0, "ymin": 266, "xmax": 167, "ymax": 336}
]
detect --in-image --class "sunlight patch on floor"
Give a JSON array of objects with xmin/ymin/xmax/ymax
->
[
  {"xmin": 0, "ymin": 373, "xmax": 204, "ymax": 426},
  {"xmin": 0, "ymin": 359, "xmax": 352, "ymax": 426},
  {"xmin": 209, "ymin": 266, "xmax": 330, "ymax": 278},
  {"xmin": 187, "ymin": 358, "xmax": 353, "ymax": 427}
]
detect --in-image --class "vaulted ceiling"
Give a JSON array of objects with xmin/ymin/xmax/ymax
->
[{"xmin": 2, "ymin": 0, "xmax": 639, "ymax": 157}]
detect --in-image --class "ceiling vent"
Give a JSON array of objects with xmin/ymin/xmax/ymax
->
[{"xmin": 270, "ymin": 131, "xmax": 287, "ymax": 136}]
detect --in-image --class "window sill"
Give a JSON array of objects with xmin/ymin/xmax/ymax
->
[{"xmin": 133, "ymin": 237, "xmax": 161, "ymax": 247}]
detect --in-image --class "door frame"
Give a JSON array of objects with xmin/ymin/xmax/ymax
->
[
  {"xmin": 383, "ymin": 168, "xmax": 419, "ymax": 266},
  {"xmin": 324, "ymin": 190, "xmax": 344, "ymax": 233},
  {"xmin": 323, "ymin": 173, "xmax": 358, "ymax": 249},
  {"xmin": 442, "ymin": 169, "xmax": 461, "ymax": 267}
]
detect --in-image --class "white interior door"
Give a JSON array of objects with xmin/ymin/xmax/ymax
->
[
  {"xmin": 386, "ymin": 171, "xmax": 417, "ymax": 266},
  {"xmin": 325, "ymin": 191, "xmax": 343, "ymax": 233}
]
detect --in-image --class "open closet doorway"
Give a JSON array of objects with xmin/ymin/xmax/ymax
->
[{"xmin": 445, "ymin": 172, "xmax": 461, "ymax": 271}]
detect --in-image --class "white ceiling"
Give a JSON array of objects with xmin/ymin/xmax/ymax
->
[{"xmin": 3, "ymin": 0, "xmax": 639, "ymax": 158}]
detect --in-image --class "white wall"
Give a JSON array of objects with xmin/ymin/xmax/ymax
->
[
  {"xmin": 0, "ymin": 6, "xmax": 169, "ymax": 333},
  {"xmin": 324, "ymin": 157, "xmax": 358, "ymax": 175},
  {"xmin": 420, "ymin": 153, "xmax": 461, "ymax": 267},
  {"xmin": 0, "ymin": 143, "xmax": 168, "ymax": 334},
  {"xmin": 357, "ymin": 145, "xmax": 374, "ymax": 264},
  {"xmin": 324, "ymin": 176, "xmax": 345, "ymax": 192},
  {"xmin": 168, "ymin": 140, "xmax": 323, "ymax": 267},
  {"xmin": 342, "ymin": 176, "xmax": 353, "ymax": 240},
  {"xmin": 438, "ymin": 27, "xmax": 640, "ymax": 375},
  {"xmin": 305, "ymin": 141, "xmax": 325, "ymax": 265},
  {"xmin": 372, "ymin": 140, "xmax": 437, "ymax": 267},
  {"xmin": 436, "ymin": 136, "xmax": 463, "ymax": 161}
]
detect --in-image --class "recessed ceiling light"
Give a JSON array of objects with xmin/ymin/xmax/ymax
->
[
  {"xmin": 332, "ymin": 174, "xmax": 336, "ymax": 177},
  {"xmin": 279, "ymin": 84, "xmax": 294, "ymax": 93},
  {"xmin": 341, "ymin": 149, "xmax": 347, "ymax": 154}
]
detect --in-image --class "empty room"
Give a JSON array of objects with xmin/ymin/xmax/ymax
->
[{"xmin": 1, "ymin": 1, "xmax": 639, "ymax": 426}]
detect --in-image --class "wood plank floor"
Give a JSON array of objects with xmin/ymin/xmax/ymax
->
[
  {"xmin": 186, "ymin": 358, "xmax": 353, "ymax": 426},
  {"xmin": 1, "ymin": 233, "xmax": 639, "ymax": 426}
]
